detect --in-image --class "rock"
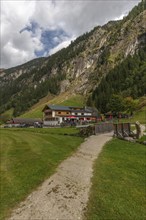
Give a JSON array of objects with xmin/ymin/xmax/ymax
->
[
  {"xmin": 60, "ymin": 80, "xmax": 70, "ymax": 93},
  {"xmin": 79, "ymin": 126, "xmax": 95, "ymax": 137},
  {"xmin": 135, "ymin": 121, "xmax": 143, "ymax": 139},
  {"xmin": 124, "ymin": 137, "xmax": 136, "ymax": 142}
]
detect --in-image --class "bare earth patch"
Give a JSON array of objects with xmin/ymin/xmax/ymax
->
[{"xmin": 8, "ymin": 133, "xmax": 112, "ymax": 220}]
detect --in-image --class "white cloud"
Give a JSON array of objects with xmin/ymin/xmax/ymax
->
[
  {"xmin": 32, "ymin": 0, "xmax": 140, "ymax": 35},
  {"xmin": 1, "ymin": 0, "xmax": 43, "ymax": 68},
  {"xmin": 1, "ymin": 0, "xmax": 140, "ymax": 68}
]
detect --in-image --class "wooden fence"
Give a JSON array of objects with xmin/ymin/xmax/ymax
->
[
  {"xmin": 80, "ymin": 122, "xmax": 136, "ymax": 138},
  {"xmin": 95, "ymin": 123, "xmax": 114, "ymax": 134},
  {"xmin": 113, "ymin": 123, "xmax": 135, "ymax": 138}
]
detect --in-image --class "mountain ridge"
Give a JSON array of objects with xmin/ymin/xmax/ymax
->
[{"xmin": 0, "ymin": 0, "xmax": 146, "ymax": 117}]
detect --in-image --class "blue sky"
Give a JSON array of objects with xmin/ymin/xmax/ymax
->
[
  {"xmin": 35, "ymin": 28, "xmax": 69, "ymax": 57},
  {"xmin": 1, "ymin": 0, "xmax": 140, "ymax": 69},
  {"xmin": 20, "ymin": 21, "xmax": 70, "ymax": 57}
]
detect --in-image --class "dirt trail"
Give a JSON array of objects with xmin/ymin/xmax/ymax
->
[{"xmin": 8, "ymin": 133, "xmax": 112, "ymax": 220}]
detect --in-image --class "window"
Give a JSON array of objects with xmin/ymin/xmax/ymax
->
[{"xmin": 45, "ymin": 112, "xmax": 52, "ymax": 116}]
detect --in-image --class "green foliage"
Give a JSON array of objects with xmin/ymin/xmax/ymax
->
[
  {"xmin": 108, "ymin": 95, "xmax": 125, "ymax": 113},
  {"xmin": 0, "ymin": 72, "xmax": 66, "ymax": 117},
  {"xmin": 124, "ymin": 0, "xmax": 146, "ymax": 22},
  {"xmin": 91, "ymin": 47, "xmax": 146, "ymax": 113},
  {"xmin": 85, "ymin": 138, "xmax": 146, "ymax": 220},
  {"xmin": 123, "ymin": 97, "xmax": 138, "ymax": 114},
  {"xmin": 107, "ymin": 95, "xmax": 138, "ymax": 115},
  {"xmin": 4, "ymin": 58, "xmax": 46, "ymax": 76}
]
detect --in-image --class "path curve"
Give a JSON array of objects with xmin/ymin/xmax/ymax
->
[{"xmin": 8, "ymin": 133, "xmax": 112, "ymax": 220}]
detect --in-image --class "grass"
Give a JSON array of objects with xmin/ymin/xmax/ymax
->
[
  {"xmin": 133, "ymin": 106, "xmax": 146, "ymax": 123},
  {"xmin": 85, "ymin": 139, "xmax": 146, "ymax": 220},
  {"xmin": 0, "ymin": 109, "xmax": 14, "ymax": 125},
  {"xmin": 1, "ymin": 109, "xmax": 14, "ymax": 118},
  {"xmin": 130, "ymin": 124, "xmax": 136, "ymax": 131},
  {"xmin": 0, "ymin": 128, "xmax": 83, "ymax": 220},
  {"xmin": 7, "ymin": 127, "xmax": 80, "ymax": 136},
  {"xmin": 60, "ymin": 95, "xmax": 85, "ymax": 107},
  {"xmin": 119, "ymin": 106, "xmax": 146, "ymax": 124},
  {"xmin": 137, "ymin": 135, "xmax": 146, "ymax": 144}
]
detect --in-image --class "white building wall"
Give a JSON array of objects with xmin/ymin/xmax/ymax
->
[
  {"xmin": 59, "ymin": 117, "xmax": 63, "ymax": 123},
  {"xmin": 86, "ymin": 113, "xmax": 92, "ymax": 116},
  {"xmin": 52, "ymin": 111, "xmax": 55, "ymax": 117},
  {"xmin": 43, "ymin": 121, "xmax": 58, "ymax": 126}
]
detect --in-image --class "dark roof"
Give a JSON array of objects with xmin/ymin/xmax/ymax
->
[
  {"xmin": 72, "ymin": 110, "xmax": 92, "ymax": 113},
  {"xmin": 43, "ymin": 105, "xmax": 98, "ymax": 115},
  {"xmin": 85, "ymin": 106, "xmax": 98, "ymax": 112},
  {"xmin": 69, "ymin": 106, "xmax": 84, "ymax": 110},
  {"xmin": 46, "ymin": 105, "xmax": 71, "ymax": 111}
]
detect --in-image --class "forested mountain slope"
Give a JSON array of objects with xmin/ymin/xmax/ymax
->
[
  {"xmin": 0, "ymin": 0, "xmax": 146, "ymax": 116},
  {"xmin": 89, "ymin": 46, "xmax": 146, "ymax": 113}
]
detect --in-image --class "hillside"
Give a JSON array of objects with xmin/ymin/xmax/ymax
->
[{"xmin": 0, "ymin": 0, "xmax": 146, "ymax": 117}]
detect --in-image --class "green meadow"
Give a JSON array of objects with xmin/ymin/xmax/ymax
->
[
  {"xmin": 0, "ymin": 128, "xmax": 83, "ymax": 220},
  {"xmin": 1, "ymin": 127, "xmax": 146, "ymax": 220},
  {"xmin": 85, "ymin": 139, "xmax": 146, "ymax": 220}
]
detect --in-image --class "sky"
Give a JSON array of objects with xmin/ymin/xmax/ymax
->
[{"xmin": 1, "ymin": 0, "xmax": 140, "ymax": 69}]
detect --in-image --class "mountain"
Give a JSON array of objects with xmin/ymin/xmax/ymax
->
[{"xmin": 0, "ymin": 0, "xmax": 146, "ymax": 117}]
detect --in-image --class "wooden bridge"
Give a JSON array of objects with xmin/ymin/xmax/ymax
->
[{"xmin": 80, "ymin": 122, "xmax": 142, "ymax": 139}]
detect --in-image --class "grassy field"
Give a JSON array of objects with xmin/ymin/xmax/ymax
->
[
  {"xmin": 0, "ymin": 128, "xmax": 83, "ymax": 220},
  {"xmin": 7, "ymin": 127, "xmax": 80, "ymax": 136},
  {"xmin": 118, "ymin": 106, "xmax": 146, "ymax": 124},
  {"xmin": 60, "ymin": 95, "xmax": 85, "ymax": 107},
  {"xmin": 85, "ymin": 139, "xmax": 146, "ymax": 220}
]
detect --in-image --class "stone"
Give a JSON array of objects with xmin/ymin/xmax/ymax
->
[{"xmin": 135, "ymin": 121, "xmax": 143, "ymax": 139}]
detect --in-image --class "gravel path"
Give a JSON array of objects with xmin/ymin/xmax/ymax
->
[{"xmin": 8, "ymin": 133, "xmax": 112, "ymax": 220}]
